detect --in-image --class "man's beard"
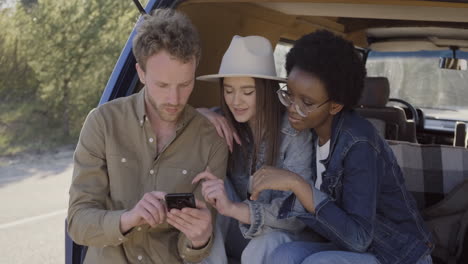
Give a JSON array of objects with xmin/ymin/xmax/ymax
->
[{"xmin": 146, "ymin": 93, "xmax": 182, "ymax": 123}]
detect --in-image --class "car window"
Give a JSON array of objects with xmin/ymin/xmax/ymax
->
[
  {"xmin": 366, "ymin": 50, "xmax": 468, "ymax": 121},
  {"xmin": 273, "ymin": 40, "xmax": 293, "ymax": 78}
]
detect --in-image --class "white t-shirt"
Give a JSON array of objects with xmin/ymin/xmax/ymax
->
[{"xmin": 315, "ymin": 139, "xmax": 330, "ymax": 189}]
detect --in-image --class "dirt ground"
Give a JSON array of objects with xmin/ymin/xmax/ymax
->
[{"xmin": 0, "ymin": 145, "xmax": 74, "ymax": 178}]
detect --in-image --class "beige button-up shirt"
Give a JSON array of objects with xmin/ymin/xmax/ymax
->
[{"xmin": 68, "ymin": 89, "xmax": 228, "ymax": 263}]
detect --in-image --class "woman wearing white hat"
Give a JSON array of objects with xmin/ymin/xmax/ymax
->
[{"xmin": 192, "ymin": 35, "xmax": 316, "ymax": 263}]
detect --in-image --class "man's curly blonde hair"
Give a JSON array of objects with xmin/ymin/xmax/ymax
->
[{"xmin": 132, "ymin": 9, "xmax": 201, "ymax": 71}]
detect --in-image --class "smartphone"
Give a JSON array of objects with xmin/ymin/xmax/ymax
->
[{"xmin": 165, "ymin": 193, "xmax": 196, "ymax": 210}]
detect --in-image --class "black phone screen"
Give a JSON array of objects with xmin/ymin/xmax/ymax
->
[{"xmin": 165, "ymin": 193, "xmax": 196, "ymax": 210}]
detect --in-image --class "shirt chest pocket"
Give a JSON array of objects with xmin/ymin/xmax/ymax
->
[
  {"xmin": 107, "ymin": 154, "xmax": 141, "ymax": 203},
  {"xmin": 155, "ymin": 166, "xmax": 200, "ymax": 193}
]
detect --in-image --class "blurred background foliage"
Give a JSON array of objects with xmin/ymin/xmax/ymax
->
[{"xmin": 0, "ymin": 0, "xmax": 148, "ymax": 155}]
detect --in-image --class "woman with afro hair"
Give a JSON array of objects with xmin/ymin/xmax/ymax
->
[{"xmin": 250, "ymin": 30, "xmax": 433, "ymax": 264}]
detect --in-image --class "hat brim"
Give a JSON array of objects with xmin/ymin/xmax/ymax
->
[{"xmin": 197, "ymin": 73, "xmax": 286, "ymax": 83}]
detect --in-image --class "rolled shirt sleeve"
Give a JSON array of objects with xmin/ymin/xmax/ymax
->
[{"xmin": 67, "ymin": 108, "xmax": 130, "ymax": 247}]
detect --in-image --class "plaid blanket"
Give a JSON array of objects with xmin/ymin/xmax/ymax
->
[{"xmin": 388, "ymin": 140, "xmax": 468, "ymax": 209}]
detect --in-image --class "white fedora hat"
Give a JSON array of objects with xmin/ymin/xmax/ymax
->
[{"xmin": 197, "ymin": 35, "xmax": 286, "ymax": 82}]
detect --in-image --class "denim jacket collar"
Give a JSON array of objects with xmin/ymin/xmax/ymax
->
[{"xmin": 311, "ymin": 110, "xmax": 346, "ymax": 165}]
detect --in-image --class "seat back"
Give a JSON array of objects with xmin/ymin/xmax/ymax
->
[
  {"xmin": 356, "ymin": 77, "xmax": 417, "ymax": 142},
  {"xmin": 388, "ymin": 140, "xmax": 468, "ymax": 210},
  {"xmin": 454, "ymin": 122, "xmax": 467, "ymax": 148}
]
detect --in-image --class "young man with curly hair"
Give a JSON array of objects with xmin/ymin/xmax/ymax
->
[
  {"xmin": 67, "ymin": 9, "xmax": 228, "ymax": 263},
  {"xmin": 250, "ymin": 30, "xmax": 434, "ymax": 264}
]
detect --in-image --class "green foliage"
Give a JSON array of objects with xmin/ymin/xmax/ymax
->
[
  {"xmin": 0, "ymin": 10, "xmax": 43, "ymax": 154},
  {"xmin": 0, "ymin": 0, "xmax": 146, "ymax": 155}
]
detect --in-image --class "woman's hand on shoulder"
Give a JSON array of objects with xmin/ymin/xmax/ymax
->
[{"xmin": 196, "ymin": 108, "xmax": 241, "ymax": 153}]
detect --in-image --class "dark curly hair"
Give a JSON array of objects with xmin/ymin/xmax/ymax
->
[{"xmin": 285, "ymin": 30, "xmax": 366, "ymax": 110}]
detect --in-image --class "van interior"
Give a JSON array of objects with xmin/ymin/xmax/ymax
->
[{"xmin": 174, "ymin": 0, "xmax": 468, "ymax": 148}]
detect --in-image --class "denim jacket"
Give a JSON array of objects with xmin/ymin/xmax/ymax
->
[
  {"xmin": 278, "ymin": 110, "xmax": 433, "ymax": 264},
  {"xmin": 229, "ymin": 113, "xmax": 314, "ymax": 239}
]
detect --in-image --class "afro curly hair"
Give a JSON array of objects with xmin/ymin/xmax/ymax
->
[{"xmin": 285, "ymin": 30, "xmax": 366, "ymax": 110}]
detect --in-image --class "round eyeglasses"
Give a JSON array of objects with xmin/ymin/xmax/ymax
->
[{"xmin": 277, "ymin": 85, "xmax": 330, "ymax": 117}]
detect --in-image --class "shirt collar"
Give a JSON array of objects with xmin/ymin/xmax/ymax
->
[
  {"xmin": 176, "ymin": 105, "xmax": 196, "ymax": 132},
  {"xmin": 135, "ymin": 88, "xmax": 146, "ymax": 127}
]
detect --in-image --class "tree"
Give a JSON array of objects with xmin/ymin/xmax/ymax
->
[
  {"xmin": 0, "ymin": 7, "xmax": 42, "ymax": 154},
  {"xmin": 0, "ymin": 0, "xmax": 145, "ymax": 155}
]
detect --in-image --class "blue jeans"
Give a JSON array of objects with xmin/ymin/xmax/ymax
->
[{"xmin": 267, "ymin": 242, "xmax": 433, "ymax": 264}]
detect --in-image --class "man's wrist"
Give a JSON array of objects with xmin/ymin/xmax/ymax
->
[
  {"xmin": 191, "ymin": 235, "xmax": 211, "ymax": 249},
  {"xmin": 119, "ymin": 211, "xmax": 134, "ymax": 234}
]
